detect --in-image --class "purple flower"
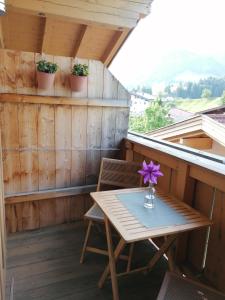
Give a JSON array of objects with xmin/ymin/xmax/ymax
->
[{"xmin": 138, "ymin": 160, "xmax": 163, "ymax": 185}]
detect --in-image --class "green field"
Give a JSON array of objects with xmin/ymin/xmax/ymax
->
[{"xmin": 174, "ymin": 98, "xmax": 222, "ymax": 113}]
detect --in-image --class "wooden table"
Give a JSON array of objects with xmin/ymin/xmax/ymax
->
[{"xmin": 90, "ymin": 187, "xmax": 211, "ymax": 300}]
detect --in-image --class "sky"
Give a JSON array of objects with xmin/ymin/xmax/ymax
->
[{"xmin": 110, "ymin": 0, "xmax": 225, "ymax": 89}]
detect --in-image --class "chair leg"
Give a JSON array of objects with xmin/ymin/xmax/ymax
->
[
  {"xmin": 126, "ymin": 243, "xmax": 135, "ymax": 272},
  {"xmin": 80, "ymin": 220, "xmax": 92, "ymax": 264}
]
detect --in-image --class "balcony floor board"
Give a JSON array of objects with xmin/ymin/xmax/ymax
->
[{"xmin": 6, "ymin": 222, "xmax": 167, "ymax": 300}]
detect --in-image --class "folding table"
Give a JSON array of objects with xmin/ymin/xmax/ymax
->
[{"xmin": 90, "ymin": 187, "xmax": 211, "ymax": 300}]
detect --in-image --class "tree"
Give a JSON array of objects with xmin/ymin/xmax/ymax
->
[
  {"xmin": 164, "ymin": 77, "xmax": 225, "ymax": 99},
  {"xmin": 129, "ymin": 98, "xmax": 173, "ymax": 133},
  {"xmin": 220, "ymin": 90, "xmax": 225, "ymax": 104},
  {"xmin": 144, "ymin": 98, "xmax": 172, "ymax": 131},
  {"xmin": 201, "ymin": 88, "xmax": 212, "ymax": 99}
]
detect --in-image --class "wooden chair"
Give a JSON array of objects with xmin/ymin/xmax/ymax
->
[
  {"xmin": 157, "ymin": 272, "xmax": 225, "ymax": 300},
  {"xmin": 80, "ymin": 158, "xmax": 141, "ymax": 270}
]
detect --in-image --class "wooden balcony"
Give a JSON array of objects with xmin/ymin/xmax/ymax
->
[
  {"xmin": 0, "ymin": 1, "xmax": 224, "ymax": 299},
  {"xmin": 3, "ymin": 130, "xmax": 225, "ymax": 299}
]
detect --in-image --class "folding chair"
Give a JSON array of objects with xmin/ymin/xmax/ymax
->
[
  {"xmin": 80, "ymin": 158, "xmax": 141, "ymax": 271},
  {"xmin": 157, "ymin": 272, "xmax": 225, "ymax": 300}
]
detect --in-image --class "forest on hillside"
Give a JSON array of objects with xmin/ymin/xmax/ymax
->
[{"xmin": 165, "ymin": 77, "xmax": 225, "ymax": 99}]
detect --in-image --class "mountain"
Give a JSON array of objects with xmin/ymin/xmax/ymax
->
[{"xmin": 136, "ymin": 50, "xmax": 225, "ymax": 87}]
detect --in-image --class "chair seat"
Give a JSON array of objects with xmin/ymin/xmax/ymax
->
[
  {"xmin": 85, "ymin": 203, "xmax": 104, "ymax": 221},
  {"xmin": 157, "ymin": 272, "xmax": 225, "ymax": 300}
]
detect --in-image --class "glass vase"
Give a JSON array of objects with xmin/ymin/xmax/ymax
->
[{"xmin": 144, "ymin": 182, "xmax": 155, "ymax": 209}]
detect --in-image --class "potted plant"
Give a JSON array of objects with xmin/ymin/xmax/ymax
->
[
  {"xmin": 36, "ymin": 60, "xmax": 58, "ymax": 89},
  {"xmin": 70, "ymin": 63, "xmax": 89, "ymax": 92}
]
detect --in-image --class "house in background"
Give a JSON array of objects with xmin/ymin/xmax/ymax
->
[
  {"xmin": 130, "ymin": 92, "xmax": 155, "ymax": 115},
  {"xmin": 148, "ymin": 114, "xmax": 225, "ymax": 156}
]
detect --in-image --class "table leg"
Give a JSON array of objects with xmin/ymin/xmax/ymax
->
[
  {"xmin": 98, "ymin": 216, "xmax": 125, "ymax": 300},
  {"xmin": 147, "ymin": 235, "xmax": 178, "ymax": 271},
  {"xmin": 166, "ymin": 244, "xmax": 176, "ymax": 272}
]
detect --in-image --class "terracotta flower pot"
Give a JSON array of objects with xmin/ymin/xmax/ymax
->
[
  {"xmin": 70, "ymin": 75, "xmax": 87, "ymax": 92},
  {"xmin": 37, "ymin": 71, "xmax": 55, "ymax": 90}
]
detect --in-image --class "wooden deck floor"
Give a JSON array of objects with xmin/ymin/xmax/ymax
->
[{"xmin": 6, "ymin": 222, "xmax": 168, "ymax": 300}]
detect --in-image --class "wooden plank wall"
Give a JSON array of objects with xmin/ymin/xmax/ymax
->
[
  {"xmin": 0, "ymin": 49, "xmax": 130, "ymax": 100},
  {"xmin": 123, "ymin": 139, "xmax": 225, "ymax": 293},
  {"xmin": 5, "ymin": 193, "xmax": 93, "ymax": 234},
  {"xmin": 0, "ymin": 49, "xmax": 130, "ymax": 234},
  {"xmin": 0, "ymin": 101, "xmax": 129, "ymax": 195}
]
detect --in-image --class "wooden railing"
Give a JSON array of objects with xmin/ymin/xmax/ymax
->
[{"xmin": 122, "ymin": 132, "xmax": 225, "ymax": 293}]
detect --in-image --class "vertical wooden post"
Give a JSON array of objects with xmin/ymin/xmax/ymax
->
[
  {"xmin": 175, "ymin": 162, "xmax": 195, "ymax": 263},
  {"xmin": 0, "ymin": 129, "xmax": 6, "ymax": 300},
  {"xmin": 124, "ymin": 140, "xmax": 133, "ymax": 162}
]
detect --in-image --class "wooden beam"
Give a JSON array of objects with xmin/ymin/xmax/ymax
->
[
  {"xmin": 101, "ymin": 29, "xmax": 130, "ymax": 66},
  {"xmin": 133, "ymin": 143, "xmax": 179, "ymax": 170},
  {"xmin": 73, "ymin": 24, "xmax": 88, "ymax": 57},
  {"xmin": 190, "ymin": 165, "xmax": 225, "ymax": 193},
  {"xmin": 126, "ymin": 135, "xmax": 225, "ymax": 176},
  {"xmin": 7, "ymin": 0, "xmax": 142, "ymax": 29},
  {"xmin": 5, "ymin": 184, "xmax": 97, "ymax": 204},
  {"xmin": 0, "ymin": 93, "xmax": 129, "ymax": 108},
  {"xmin": 91, "ymin": 0, "xmax": 151, "ymax": 16},
  {"xmin": 180, "ymin": 137, "xmax": 213, "ymax": 150}
]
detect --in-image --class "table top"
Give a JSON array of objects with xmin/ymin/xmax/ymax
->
[{"xmin": 90, "ymin": 187, "xmax": 212, "ymax": 243}]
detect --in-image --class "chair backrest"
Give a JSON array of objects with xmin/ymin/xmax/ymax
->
[{"xmin": 97, "ymin": 158, "xmax": 142, "ymax": 192}]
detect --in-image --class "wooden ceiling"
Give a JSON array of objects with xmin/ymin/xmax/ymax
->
[{"xmin": 0, "ymin": 0, "xmax": 153, "ymax": 65}]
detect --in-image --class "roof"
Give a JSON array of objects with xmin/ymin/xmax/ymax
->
[
  {"xmin": 207, "ymin": 114, "xmax": 225, "ymax": 125},
  {"xmin": 1, "ymin": 0, "xmax": 154, "ymax": 66},
  {"xmin": 147, "ymin": 114, "xmax": 225, "ymax": 147},
  {"xmin": 168, "ymin": 108, "xmax": 193, "ymax": 122},
  {"xmin": 198, "ymin": 104, "xmax": 225, "ymax": 115}
]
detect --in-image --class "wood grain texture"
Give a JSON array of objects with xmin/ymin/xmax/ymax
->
[
  {"xmin": 18, "ymin": 104, "xmax": 38, "ymax": 192},
  {"xmin": 55, "ymin": 105, "xmax": 72, "ymax": 188},
  {"xmin": 88, "ymin": 60, "xmax": 104, "ymax": 98},
  {"xmin": 0, "ymin": 49, "xmax": 130, "ymax": 102},
  {"xmin": 86, "ymin": 107, "xmax": 102, "ymax": 184},
  {"xmin": 4, "ymin": 49, "xmax": 19, "ymax": 93},
  {"xmin": 101, "ymin": 107, "xmax": 117, "ymax": 159},
  {"xmin": 6, "ymin": 222, "xmax": 167, "ymax": 300},
  {"xmin": 17, "ymin": 51, "xmax": 36, "ymax": 95},
  {"xmin": 103, "ymin": 67, "xmax": 118, "ymax": 99},
  {"xmin": 0, "ymin": 130, "xmax": 5, "ymax": 300},
  {"xmin": 38, "ymin": 104, "xmax": 56, "ymax": 190},
  {"xmin": 0, "ymin": 93, "xmax": 129, "ymax": 108},
  {"xmin": 91, "ymin": 187, "xmax": 211, "ymax": 243},
  {"xmin": 204, "ymin": 190, "xmax": 225, "ymax": 292},
  {"xmin": 115, "ymin": 108, "xmax": 129, "ymax": 149},
  {"xmin": 0, "ymin": 103, "xmax": 21, "ymax": 194},
  {"xmin": 1, "ymin": 102, "xmax": 128, "ymax": 196},
  {"xmin": 71, "ymin": 106, "xmax": 87, "ymax": 186},
  {"xmin": 54, "ymin": 56, "xmax": 71, "ymax": 97},
  {"xmin": 5, "ymin": 194, "xmax": 91, "ymax": 233},
  {"xmin": 0, "ymin": 50, "xmax": 5, "ymax": 93},
  {"xmin": 5, "ymin": 185, "xmax": 96, "ymax": 204},
  {"xmin": 187, "ymin": 182, "xmax": 215, "ymax": 270}
]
